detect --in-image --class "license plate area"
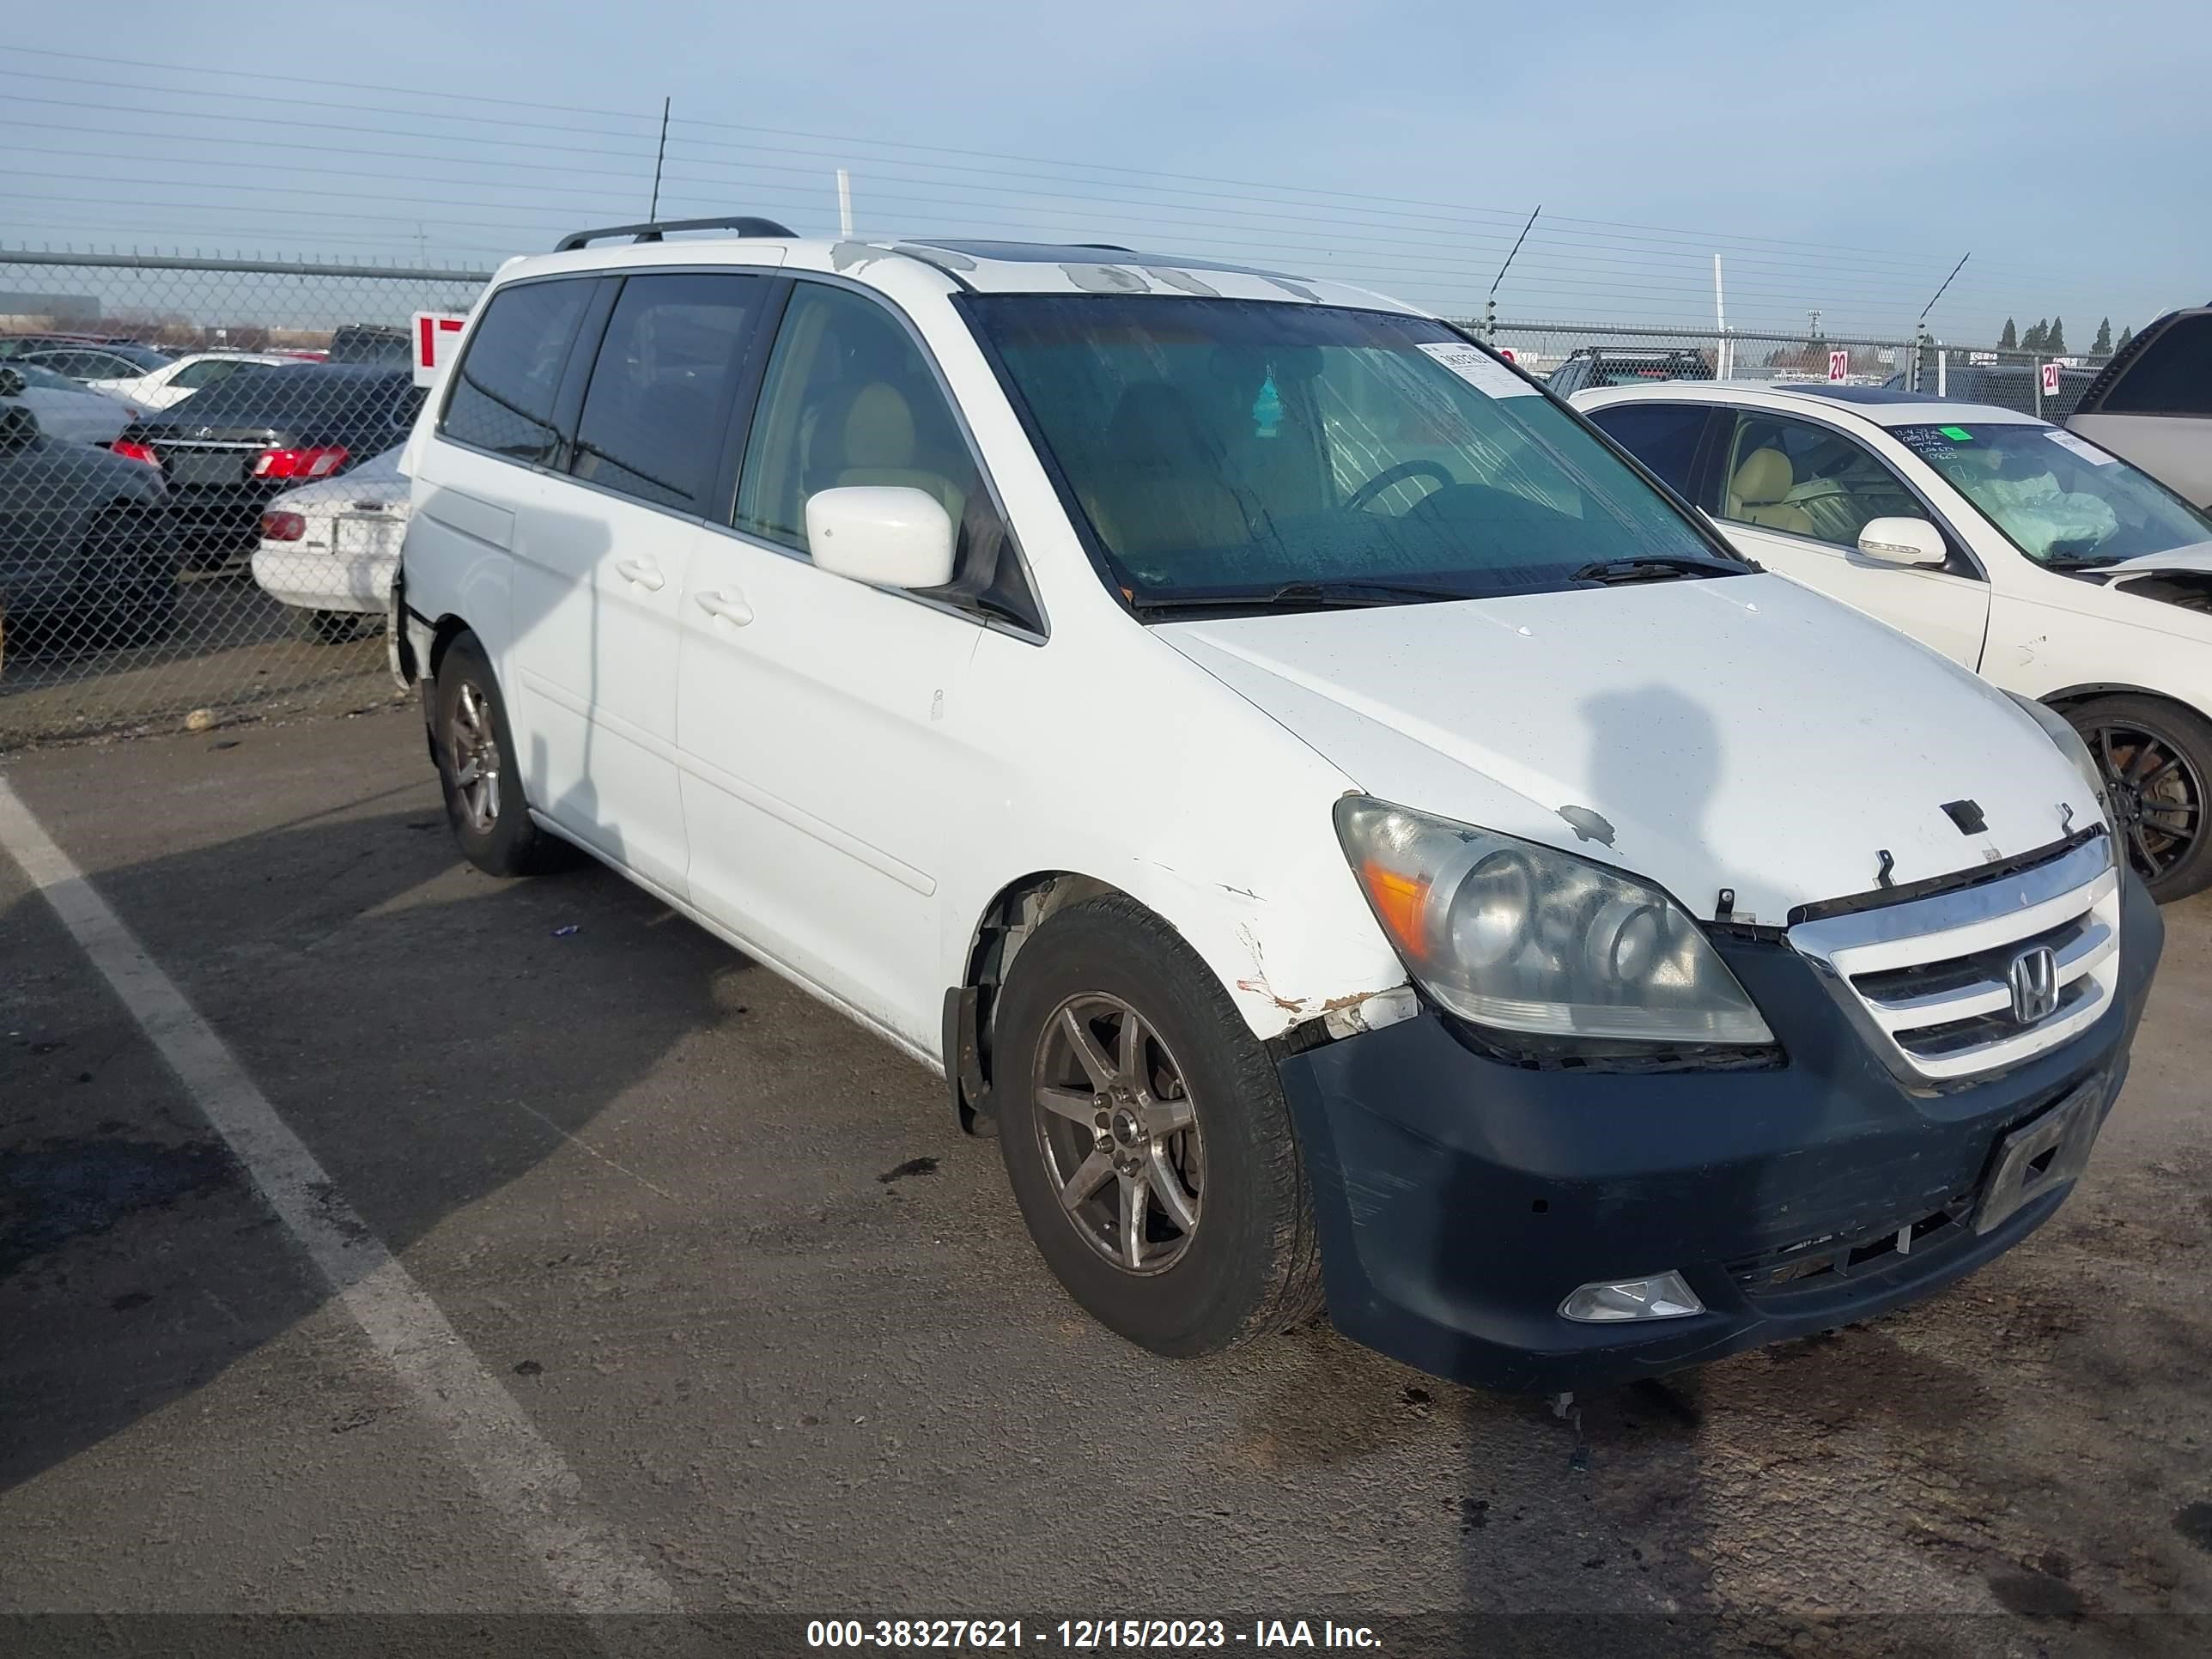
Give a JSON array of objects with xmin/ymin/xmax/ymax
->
[
  {"xmin": 168, "ymin": 448, "xmax": 251, "ymax": 486},
  {"xmin": 1972, "ymin": 1075, "xmax": 2106, "ymax": 1234}
]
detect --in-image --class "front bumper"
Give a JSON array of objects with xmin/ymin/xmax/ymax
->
[{"xmin": 1277, "ymin": 870, "xmax": 2164, "ymax": 1392}]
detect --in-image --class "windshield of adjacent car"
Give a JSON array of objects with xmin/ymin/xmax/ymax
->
[
  {"xmin": 1891, "ymin": 421, "xmax": 2212, "ymax": 567},
  {"xmin": 965, "ymin": 296, "xmax": 1740, "ymax": 608}
]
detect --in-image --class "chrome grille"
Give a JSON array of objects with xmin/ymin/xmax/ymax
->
[{"xmin": 1789, "ymin": 837, "xmax": 2120, "ymax": 1083}]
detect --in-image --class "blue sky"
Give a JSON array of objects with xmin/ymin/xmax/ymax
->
[{"xmin": 7, "ymin": 0, "xmax": 2207, "ymax": 339}]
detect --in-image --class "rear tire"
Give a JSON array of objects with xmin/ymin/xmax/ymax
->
[
  {"xmin": 993, "ymin": 894, "xmax": 1324, "ymax": 1357},
  {"xmin": 2065, "ymin": 694, "xmax": 2212, "ymax": 903},
  {"xmin": 432, "ymin": 632, "xmax": 569, "ymax": 878},
  {"xmin": 81, "ymin": 506, "xmax": 178, "ymax": 648},
  {"xmin": 296, "ymin": 609, "xmax": 365, "ymax": 644}
]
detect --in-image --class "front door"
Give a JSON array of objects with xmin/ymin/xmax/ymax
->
[
  {"xmin": 675, "ymin": 280, "xmax": 1005, "ymax": 1049},
  {"xmin": 1713, "ymin": 408, "xmax": 1992, "ymax": 668}
]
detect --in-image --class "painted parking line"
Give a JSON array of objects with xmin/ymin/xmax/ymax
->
[{"xmin": 0, "ymin": 777, "xmax": 679, "ymax": 1615}]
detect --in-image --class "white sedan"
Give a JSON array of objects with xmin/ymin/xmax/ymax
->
[
  {"xmin": 250, "ymin": 446, "xmax": 409, "ymax": 640},
  {"xmin": 1576, "ymin": 379, "xmax": 2212, "ymax": 901},
  {"xmin": 87, "ymin": 349, "xmax": 299, "ymax": 411},
  {"xmin": 3, "ymin": 361, "xmax": 141, "ymax": 444}
]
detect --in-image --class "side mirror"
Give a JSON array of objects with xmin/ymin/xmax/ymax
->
[
  {"xmin": 0, "ymin": 403, "xmax": 38, "ymax": 447},
  {"xmin": 1856, "ymin": 516, "xmax": 1947, "ymax": 568},
  {"xmin": 0, "ymin": 366, "xmax": 23, "ymax": 398},
  {"xmin": 805, "ymin": 486, "xmax": 955, "ymax": 590}
]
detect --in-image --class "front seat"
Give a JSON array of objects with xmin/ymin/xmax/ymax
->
[
  {"xmin": 832, "ymin": 381, "xmax": 965, "ymax": 527},
  {"xmin": 1728, "ymin": 447, "xmax": 1814, "ymax": 536},
  {"xmin": 1085, "ymin": 383, "xmax": 1254, "ymax": 563}
]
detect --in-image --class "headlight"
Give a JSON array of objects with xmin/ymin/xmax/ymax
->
[
  {"xmin": 2008, "ymin": 693, "xmax": 2116, "ymax": 839},
  {"xmin": 1334, "ymin": 796, "xmax": 1772, "ymax": 1045}
]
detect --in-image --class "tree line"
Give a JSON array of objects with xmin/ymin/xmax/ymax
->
[{"xmin": 1995, "ymin": 316, "xmax": 2132, "ymax": 356}]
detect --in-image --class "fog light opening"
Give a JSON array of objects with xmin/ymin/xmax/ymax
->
[{"xmin": 1559, "ymin": 1271, "xmax": 1704, "ymax": 1323}]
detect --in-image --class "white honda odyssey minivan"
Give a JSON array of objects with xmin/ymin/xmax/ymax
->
[{"xmin": 392, "ymin": 220, "xmax": 2161, "ymax": 1392}]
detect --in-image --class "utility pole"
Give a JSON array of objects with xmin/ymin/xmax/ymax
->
[{"xmin": 836, "ymin": 168, "xmax": 854, "ymax": 239}]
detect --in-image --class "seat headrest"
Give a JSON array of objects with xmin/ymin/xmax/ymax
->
[
  {"xmin": 1731, "ymin": 447, "xmax": 1794, "ymax": 505},
  {"xmin": 842, "ymin": 381, "xmax": 917, "ymax": 471}
]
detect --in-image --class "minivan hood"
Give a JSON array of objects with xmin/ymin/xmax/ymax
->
[{"xmin": 1158, "ymin": 574, "xmax": 2099, "ymax": 926}]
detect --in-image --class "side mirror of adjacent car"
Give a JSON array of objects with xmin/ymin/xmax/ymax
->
[
  {"xmin": 1856, "ymin": 517, "xmax": 1947, "ymax": 568},
  {"xmin": 804, "ymin": 486, "xmax": 956, "ymax": 591},
  {"xmin": 0, "ymin": 402, "xmax": 39, "ymax": 447},
  {"xmin": 0, "ymin": 367, "xmax": 24, "ymax": 398}
]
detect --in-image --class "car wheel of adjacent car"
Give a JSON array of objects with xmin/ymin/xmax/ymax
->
[
  {"xmin": 82, "ymin": 507, "xmax": 176, "ymax": 648},
  {"xmin": 2068, "ymin": 694, "xmax": 2212, "ymax": 902},
  {"xmin": 433, "ymin": 633, "xmax": 568, "ymax": 878},
  {"xmin": 297, "ymin": 609, "xmax": 364, "ymax": 644},
  {"xmin": 993, "ymin": 894, "xmax": 1324, "ymax": 1357}
]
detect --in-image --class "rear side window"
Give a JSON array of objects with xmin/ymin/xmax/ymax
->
[
  {"xmin": 570, "ymin": 272, "xmax": 764, "ymax": 513},
  {"xmin": 441, "ymin": 279, "xmax": 592, "ymax": 464},
  {"xmin": 171, "ymin": 358, "xmax": 244, "ymax": 391},
  {"xmin": 1585, "ymin": 403, "xmax": 1711, "ymax": 500},
  {"xmin": 2097, "ymin": 315, "xmax": 2212, "ymax": 416}
]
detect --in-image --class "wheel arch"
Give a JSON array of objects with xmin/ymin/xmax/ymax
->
[{"xmin": 941, "ymin": 864, "xmax": 1401, "ymax": 1136}]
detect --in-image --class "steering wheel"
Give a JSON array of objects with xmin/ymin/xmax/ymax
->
[{"xmin": 1346, "ymin": 459, "xmax": 1455, "ymax": 513}]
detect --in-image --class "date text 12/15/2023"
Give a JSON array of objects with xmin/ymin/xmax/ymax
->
[{"xmin": 805, "ymin": 1620, "xmax": 1383, "ymax": 1649}]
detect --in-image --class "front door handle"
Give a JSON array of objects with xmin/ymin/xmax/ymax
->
[
  {"xmin": 616, "ymin": 557, "xmax": 665, "ymax": 592},
  {"xmin": 695, "ymin": 587, "xmax": 754, "ymax": 626}
]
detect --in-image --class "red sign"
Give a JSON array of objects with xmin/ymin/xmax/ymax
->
[
  {"xmin": 2041, "ymin": 361, "xmax": 2061, "ymax": 397},
  {"xmin": 412, "ymin": 312, "xmax": 467, "ymax": 388},
  {"xmin": 1495, "ymin": 346, "xmax": 1517, "ymax": 363},
  {"xmin": 1827, "ymin": 349, "xmax": 1850, "ymax": 383}
]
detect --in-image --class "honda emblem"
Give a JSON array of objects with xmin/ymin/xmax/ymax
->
[{"xmin": 2007, "ymin": 945, "xmax": 2059, "ymax": 1024}]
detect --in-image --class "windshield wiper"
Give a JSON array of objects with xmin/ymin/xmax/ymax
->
[
  {"xmin": 1568, "ymin": 555, "xmax": 1742, "ymax": 586},
  {"xmin": 1134, "ymin": 579, "xmax": 1480, "ymax": 613}
]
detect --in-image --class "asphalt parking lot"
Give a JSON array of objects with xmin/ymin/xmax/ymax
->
[{"xmin": 2, "ymin": 706, "xmax": 2209, "ymax": 1655}]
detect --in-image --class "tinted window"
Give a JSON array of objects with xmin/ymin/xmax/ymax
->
[
  {"xmin": 2099, "ymin": 315, "xmax": 2212, "ymax": 416},
  {"xmin": 1587, "ymin": 403, "xmax": 1711, "ymax": 499},
  {"xmin": 736, "ymin": 284, "xmax": 1033, "ymax": 624},
  {"xmin": 570, "ymin": 273, "xmax": 762, "ymax": 513},
  {"xmin": 1718, "ymin": 412, "xmax": 1920, "ymax": 547},
  {"xmin": 441, "ymin": 280, "xmax": 592, "ymax": 464},
  {"xmin": 1547, "ymin": 357, "xmax": 1587, "ymax": 396}
]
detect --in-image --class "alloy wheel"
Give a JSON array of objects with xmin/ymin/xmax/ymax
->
[
  {"xmin": 1032, "ymin": 994, "xmax": 1204, "ymax": 1275},
  {"xmin": 447, "ymin": 679, "xmax": 501, "ymax": 834},
  {"xmin": 2087, "ymin": 717, "xmax": 2203, "ymax": 884}
]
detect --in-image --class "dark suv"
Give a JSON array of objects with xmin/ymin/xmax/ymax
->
[
  {"xmin": 326, "ymin": 325, "xmax": 412, "ymax": 367},
  {"xmin": 2067, "ymin": 307, "xmax": 2212, "ymax": 509},
  {"xmin": 111, "ymin": 364, "xmax": 423, "ymax": 558},
  {"xmin": 1545, "ymin": 346, "xmax": 1713, "ymax": 398}
]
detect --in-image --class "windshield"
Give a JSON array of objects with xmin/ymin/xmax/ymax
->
[
  {"xmin": 1892, "ymin": 421, "xmax": 2212, "ymax": 567},
  {"xmin": 965, "ymin": 296, "xmax": 1737, "ymax": 607}
]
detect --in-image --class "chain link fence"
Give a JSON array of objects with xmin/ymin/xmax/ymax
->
[
  {"xmin": 0, "ymin": 246, "xmax": 2122, "ymax": 747},
  {"xmin": 1478, "ymin": 319, "xmax": 2112, "ymax": 416},
  {"xmin": 0, "ymin": 251, "xmax": 486, "ymax": 747}
]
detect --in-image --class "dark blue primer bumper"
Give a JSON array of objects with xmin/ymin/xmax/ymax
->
[{"xmin": 1276, "ymin": 870, "xmax": 2165, "ymax": 1393}]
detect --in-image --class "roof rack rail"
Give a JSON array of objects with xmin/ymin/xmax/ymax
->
[
  {"xmin": 1071, "ymin": 243, "xmax": 1134, "ymax": 252},
  {"xmin": 554, "ymin": 216, "xmax": 797, "ymax": 252}
]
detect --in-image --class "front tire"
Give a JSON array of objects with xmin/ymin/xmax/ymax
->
[
  {"xmin": 2067, "ymin": 695, "xmax": 2212, "ymax": 902},
  {"xmin": 432, "ymin": 632, "xmax": 568, "ymax": 878},
  {"xmin": 994, "ymin": 895, "xmax": 1324, "ymax": 1357}
]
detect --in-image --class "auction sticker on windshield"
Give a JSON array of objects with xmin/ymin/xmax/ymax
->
[
  {"xmin": 2045, "ymin": 428, "xmax": 2119, "ymax": 466},
  {"xmin": 1417, "ymin": 341, "xmax": 1537, "ymax": 398}
]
